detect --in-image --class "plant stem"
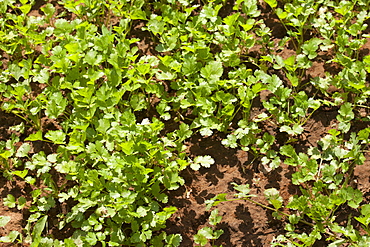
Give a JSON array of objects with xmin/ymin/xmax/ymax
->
[{"xmin": 224, "ymin": 196, "xmax": 315, "ymax": 227}]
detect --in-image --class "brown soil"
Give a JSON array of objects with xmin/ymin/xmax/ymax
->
[{"xmin": 163, "ymin": 106, "xmax": 370, "ymax": 246}]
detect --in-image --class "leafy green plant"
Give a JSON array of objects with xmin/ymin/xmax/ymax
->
[
  {"xmin": 0, "ymin": 215, "xmax": 20, "ymax": 243},
  {"xmin": 209, "ymin": 127, "xmax": 370, "ymax": 246},
  {"xmin": 194, "ymin": 209, "xmax": 224, "ymax": 247},
  {"xmin": 1, "ymin": 0, "xmax": 370, "ymax": 246},
  {"xmin": 273, "ymin": 0, "xmax": 322, "ymax": 53}
]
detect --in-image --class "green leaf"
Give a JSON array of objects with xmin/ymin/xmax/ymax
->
[
  {"xmin": 221, "ymin": 134, "xmax": 238, "ymax": 148},
  {"xmin": 0, "ymin": 216, "xmax": 11, "ymax": 227},
  {"xmin": 0, "ymin": 0, "xmax": 15, "ymax": 14},
  {"xmin": 3, "ymin": 194, "xmax": 16, "ymax": 208},
  {"xmin": 200, "ymin": 127, "xmax": 213, "ymax": 137},
  {"xmin": 194, "ymin": 232, "xmax": 208, "ymax": 246},
  {"xmin": 16, "ymin": 142, "xmax": 31, "ymax": 157},
  {"xmin": 288, "ymin": 214, "xmax": 301, "ymax": 224},
  {"xmin": 37, "ymin": 196, "xmax": 56, "ymax": 211},
  {"xmin": 8, "ymin": 64, "xmax": 23, "ymax": 81},
  {"xmin": 223, "ymin": 13, "xmax": 240, "ymax": 27},
  {"xmin": 337, "ymin": 102, "xmax": 354, "ymax": 133},
  {"xmin": 84, "ymin": 50, "xmax": 103, "ymax": 66},
  {"xmin": 263, "ymin": 0, "xmax": 277, "ymax": 8},
  {"xmin": 276, "ymin": 8, "xmax": 288, "ymax": 19},
  {"xmin": 200, "ymin": 4, "xmax": 222, "ymax": 22},
  {"xmin": 130, "ymin": 9, "xmax": 147, "ymax": 20},
  {"xmin": 176, "ymin": 123, "xmax": 192, "ymax": 141},
  {"xmin": 280, "ymin": 145, "xmax": 297, "ymax": 158},
  {"xmin": 302, "ymin": 38, "xmax": 322, "ymax": 59},
  {"xmin": 284, "ymin": 55, "xmax": 296, "ymax": 68},
  {"xmin": 232, "ymin": 183, "xmax": 251, "ymax": 198},
  {"xmin": 266, "ymin": 74, "xmax": 283, "ymax": 93},
  {"xmin": 45, "ymin": 130, "xmax": 66, "ymax": 144},
  {"xmin": 130, "ymin": 93, "xmax": 147, "ymax": 111},
  {"xmin": 264, "ymin": 188, "xmax": 283, "ymax": 209},
  {"xmin": 280, "ymin": 124, "xmax": 304, "ymax": 135},
  {"xmin": 292, "ymin": 124, "xmax": 304, "ymax": 135},
  {"xmin": 12, "ymin": 170, "xmax": 28, "ymax": 179},
  {"xmin": 344, "ymin": 187, "xmax": 363, "ymax": 209},
  {"xmin": 45, "ymin": 91, "xmax": 67, "ymax": 119},
  {"xmin": 355, "ymin": 204, "xmax": 370, "ymax": 226},
  {"xmin": 287, "ymin": 73, "xmax": 299, "ymax": 87},
  {"xmin": 182, "ymin": 54, "xmax": 199, "ymax": 76},
  {"xmin": 338, "ymin": 102, "xmax": 354, "ymax": 120},
  {"xmin": 166, "ymin": 233, "xmax": 182, "ymax": 246},
  {"xmin": 32, "ymin": 215, "xmax": 48, "ymax": 239},
  {"xmin": 41, "ymin": 3, "xmax": 56, "ymax": 19},
  {"xmin": 156, "ymin": 70, "xmax": 176, "ymax": 80},
  {"xmin": 54, "ymin": 19, "xmax": 75, "ymax": 34},
  {"xmin": 0, "ymin": 231, "xmax": 19, "ymax": 243},
  {"xmin": 85, "ymin": 232, "xmax": 97, "ymax": 245},
  {"xmin": 17, "ymin": 196, "xmax": 26, "ymax": 210},
  {"xmin": 214, "ymin": 229, "xmax": 224, "ymax": 239},
  {"xmin": 163, "ymin": 169, "xmax": 184, "ymax": 190},
  {"xmin": 200, "ymin": 61, "xmax": 223, "ymax": 81},
  {"xmin": 136, "ymin": 206, "xmax": 148, "ymax": 217},
  {"xmin": 33, "ymin": 68, "xmax": 50, "ymax": 84},
  {"xmin": 18, "ymin": 3, "xmax": 31, "ymax": 14},
  {"xmin": 192, "ymin": 155, "xmax": 215, "ymax": 170},
  {"xmin": 96, "ymin": 118, "xmax": 111, "ymax": 133},
  {"xmin": 196, "ymin": 227, "xmax": 214, "ymax": 239},
  {"xmin": 119, "ymin": 142, "xmax": 134, "ymax": 155},
  {"xmin": 205, "ymin": 193, "xmax": 227, "ymax": 210},
  {"xmin": 147, "ymin": 15, "xmax": 165, "ymax": 35},
  {"xmin": 209, "ymin": 209, "xmax": 222, "ymax": 226},
  {"xmin": 240, "ymin": 19, "xmax": 255, "ymax": 32},
  {"xmin": 334, "ymin": 1, "xmax": 353, "ymax": 16},
  {"xmin": 296, "ymin": 54, "xmax": 311, "ymax": 69}
]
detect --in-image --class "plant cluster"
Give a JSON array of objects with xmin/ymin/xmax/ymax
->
[{"xmin": 0, "ymin": 0, "xmax": 370, "ymax": 246}]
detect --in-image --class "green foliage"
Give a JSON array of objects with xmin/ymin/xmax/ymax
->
[
  {"xmin": 194, "ymin": 209, "xmax": 224, "ymax": 246},
  {"xmin": 212, "ymin": 128, "xmax": 370, "ymax": 246},
  {"xmin": 0, "ymin": 215, "xmax": 20, "ymax": 243},
  {"xmin": 0, "ymin": 216, "xmax": 11, "ymax": 227},
  {"xmin": 1, "ymin": 0, "xmax": 370, "ymax": 246},
  {"xmin": 191, "ymin": 155, "xmax": 215, "ymax": 171}
]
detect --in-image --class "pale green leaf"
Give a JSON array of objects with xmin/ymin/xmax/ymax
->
[
  {"xmin": 0, "ymin": 231, "xmax": 19, "ymax": 243},
  {"xmin": 194, "ymin": 155, "xmax": 215, "ymax": 168},
  {"xmin": 45, "ymin": 130, "xmax": 66, "ymax": 144},
  {"xmin": 200, "ymin": 61, "xmax": 223, "ymax": 81},
  {"xmin": 16, "ymin": 143, "xmax": 31, "ymax": 157},
  {"xmin": 0, "ymin": 216, "xmax": 11, "ymax": 227}
]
